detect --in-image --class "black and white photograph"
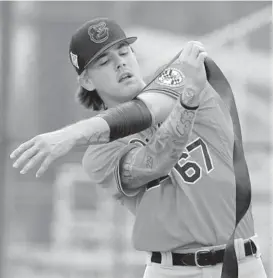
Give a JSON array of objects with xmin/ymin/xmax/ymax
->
[{"xmin": 0, "ymin": 1, "xmax": 272, "ymax": 278}]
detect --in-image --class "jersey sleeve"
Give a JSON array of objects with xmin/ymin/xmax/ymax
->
[
  {"xmin": 141, "ymin": 61, "xmax": 186, "ymax": 99},
  {"xmin": 82, "ymin": 140, "xmax": 144, "ymax": 200}
]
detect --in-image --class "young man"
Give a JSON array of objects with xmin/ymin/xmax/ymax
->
[{"xmin": 11, "ymin": 18, "xmax": 267, "ymax": 278}]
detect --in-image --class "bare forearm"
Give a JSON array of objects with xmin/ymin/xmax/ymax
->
[
  {"xmin": 63, "ymin": 116, "xmax": 110, "ymax": 145},
  {"xmin": 120, "ymin": 90, "xmax": 198, "ymax": 189}
]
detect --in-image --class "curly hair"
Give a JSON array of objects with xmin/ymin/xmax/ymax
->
[{"xmin": 76, "ymin": 86, "xmax": 106, "ymax": 111}]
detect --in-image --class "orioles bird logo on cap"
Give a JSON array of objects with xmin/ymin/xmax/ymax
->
[{"xmin": 88, "ymin": 22, "xmax": 109, "ymax": 43}]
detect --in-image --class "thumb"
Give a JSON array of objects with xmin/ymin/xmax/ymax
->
[{"xmin": 197, "ymin": 52, "xmax": 208, "ymax": 64}]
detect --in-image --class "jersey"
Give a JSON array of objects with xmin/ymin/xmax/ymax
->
[{"xmin": 82, "ymin": 68, "xmax": 255, "ymax": 253}]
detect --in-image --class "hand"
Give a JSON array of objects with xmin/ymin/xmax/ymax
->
[
  {"xmin": 178, "ymin": 41, "xmax": 208, "ymax": 103},
  {"xmin": 10, "ymin": 130, "xmax": 77, "ymax": 177}
]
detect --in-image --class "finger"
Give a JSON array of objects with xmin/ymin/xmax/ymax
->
[
  {"xmin": 20, "ymin": 151, "xmax": 47, "ymax": 175},
  {"xmin": 191, "ymin": 45, "xmax": 206, "ymax": 58},
  {"xmin": 10, "ymin": 139, "xmax": 35, "ymax": 159},
  {"xmin": 189, "ymin": 41, "xmax": 204, "ymax": 48},
  {"xmin": 197, "ymin": 52, "xmax": 208, "ymax": 64},
  {"xmin": 180, "ymin": 41, "xmax": 194, "ymax": 59},
  {"xmin": 36, "ymin": 155, "xmax": 56, "ymax": 178},
  {"xmin": 12, "ymin": 146, "xmax": 39, "ymax": 169}
]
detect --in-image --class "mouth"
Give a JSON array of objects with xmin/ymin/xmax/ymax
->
[{"xmin": 118, "ymin": 72, "xmax": 134, "ymax": 83}]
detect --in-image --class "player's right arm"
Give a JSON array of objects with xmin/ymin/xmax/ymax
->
[{"xmin": 119, "ymin": 88, "xmax": 199, "ymax": 191}]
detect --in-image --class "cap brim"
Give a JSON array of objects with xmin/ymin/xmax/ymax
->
[{"xmin": 84, "ymin": 36, "xmax": 137, "ymax": 70}]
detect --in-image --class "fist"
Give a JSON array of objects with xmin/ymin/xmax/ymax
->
[{"xmin": 178, "ymin": 41, "xmax": 208, "ymax": 93}]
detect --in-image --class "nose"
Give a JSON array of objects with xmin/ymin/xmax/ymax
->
[
  {"xmin": 115, "ymin": 56, "xmax": 126, "ymax": 70},
  {"xmin": 117, "ymin": 63, "xmax": 126, "ymax": 70}
]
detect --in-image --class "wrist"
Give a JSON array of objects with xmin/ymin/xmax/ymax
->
[
  {"xmin": 180, "ymin": 86, "xmax": 201, "ymax": 109},
  {"xmin": 63, "ymin": 124, "xmax": 85, "ymax": 146},
  {"xmin": 180, "ymin": 101, "xmax": 199, "ymax": 110}
]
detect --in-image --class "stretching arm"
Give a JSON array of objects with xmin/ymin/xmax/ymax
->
[
  {"xmin": 10, "ymin": 41, "xmax": 207, "ymax": 177},
  {"xmin": 82, "ymin": 85, "xmax": 201, "ymax": 198},
  {"xmin": 119, "ymin": 87, "xmax": 198, "ymax": 190}
]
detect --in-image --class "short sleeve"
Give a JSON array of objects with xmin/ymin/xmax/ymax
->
[{"xmin": 82, "ymin": 140, "xmax": 143, "ymax": 199}]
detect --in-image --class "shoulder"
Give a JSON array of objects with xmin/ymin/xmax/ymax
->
[{"xmin": 82, "ymin": 133, "xmax": 144, "ymax": 180}]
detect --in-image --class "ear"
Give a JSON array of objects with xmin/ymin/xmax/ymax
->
[{"xmin": 78, "ymin": 71, "xmax": 95, "ymax": 91}]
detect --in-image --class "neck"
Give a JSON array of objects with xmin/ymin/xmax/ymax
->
[{"xmin": 103, "ymin": 82, "xmax": 147, "ymax": 109}]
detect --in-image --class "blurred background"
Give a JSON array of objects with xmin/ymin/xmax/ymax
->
[{"xmin": 0, "ymin": 1, "xmax": 272, "ymax": 278}]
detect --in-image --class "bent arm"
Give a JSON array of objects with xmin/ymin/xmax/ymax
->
[{"xmin": 119, "ymin": 91, "xmax": 198, "ymax": 191}]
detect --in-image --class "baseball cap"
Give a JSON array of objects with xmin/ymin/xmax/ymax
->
[{"xmin": 69, "ymin": 18, "xmax": 137, "ymax": 75}]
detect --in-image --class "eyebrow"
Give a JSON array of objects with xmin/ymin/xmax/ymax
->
[{"xmin": 95, "ymin": 42, "xmax": 129, "ymax": 62}]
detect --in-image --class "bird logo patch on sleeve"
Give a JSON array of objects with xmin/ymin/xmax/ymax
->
[{"xmin": 156, "ymin": 67, "xmax": 185, "ymax": 88}]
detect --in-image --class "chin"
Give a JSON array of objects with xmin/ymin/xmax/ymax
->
[{"xmin": 123, "ymin": 83, "xmax": 142, "ymax": 99}]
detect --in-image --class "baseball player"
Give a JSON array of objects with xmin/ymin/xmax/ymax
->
[{"xmin": 10, "ymin": 18, "xmax": 267, "ymax": 278}]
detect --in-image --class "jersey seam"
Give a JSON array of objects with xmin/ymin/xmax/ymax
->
[{"xmin": 142, "ymin": 88, "xmax": 179, "ymax": 99}]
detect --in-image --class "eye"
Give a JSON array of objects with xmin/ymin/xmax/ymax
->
[
  {"xmin": 120, "ymin": 50, "xmax": 128, "ymax": 56},
  {"xmin": 119, "ymin": 46, "xmax": 129, "ymax": 56},
  {"xmin": 99, "ymin": 59, "xmax": 109, "ymax": 66}
]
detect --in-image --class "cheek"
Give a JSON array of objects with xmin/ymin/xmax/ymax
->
[
  {"xmin": 130, "ymin": 57, "xmax": 142, "ymax": 77},
  {"xmin": 92, "ymin": 70, "xmax": 117, "ymax": 90}
]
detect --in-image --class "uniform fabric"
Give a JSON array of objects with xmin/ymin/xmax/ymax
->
[
  {"xmin": 82, "ymin": 82, "xmax": 255, "ymax": 251},
  {"xmin": 82, "ymin": 58, "xmax": 265, "ymax": 277}
]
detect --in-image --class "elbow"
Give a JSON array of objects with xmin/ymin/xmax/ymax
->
[
  {"xmin": 144, "ymin": 162, "xmax": 173, "ymax": 180},
  {"xmin": 150, "ymin": 152, "xmax": 177, "ymax": 177},
  {"xmin": 157, "ymin": 165, "xmax": 172, "ymax": 177}
]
